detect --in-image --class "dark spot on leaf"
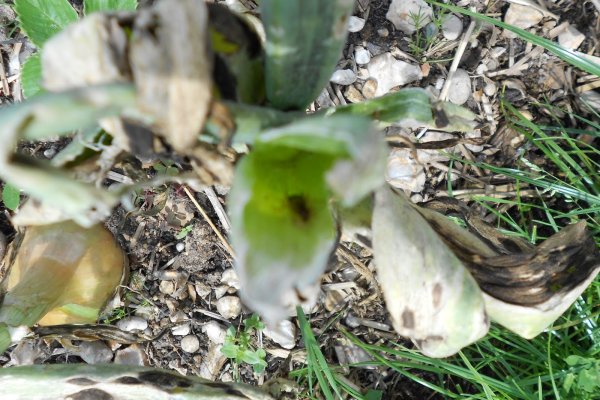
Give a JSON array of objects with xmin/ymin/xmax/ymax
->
[
  {"xmin": 67, "ymin": 378, "xmax": 97, "ymax": 386},
  {"xmin": 66, "ymin": 389, "xmax": 113, "ymax": 400},
  {"xmin": 401, "ymin": 309, "xmax": 415, "ymax": 329},
  {"xmin": 432, "ymin": 283, "xmax": 442, "ymax": 308},
  {"xmin": 113, "ymin": 376, "xmax": 143, "ymax": 385},
  {"xmin": 138, "ymin": 371, "xmax": 193, "ymax": 390},
  {"xmin": 205, "ymin": 382, "xmax": 249, "ymax": 398},
  {"xmin": 288, "ymin": 195, "xmax": 311, "ymax": 223}
]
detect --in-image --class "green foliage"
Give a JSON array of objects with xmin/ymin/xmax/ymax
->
[
  {"xmin": 2, "ymin": 183, "xmax": 20, "ymax": 211},
  {"xmin": 175, "ymin": 225, "xmax": 193, "ymax": 240},
  {"xmin": 221, "ymin": 314, "xmax": 267, "ymax": 379},
  {"xmin": 14, "ymin": 0, "xmax": 78, "ymax": 47},
  {"xmin": 260, "ymin": 0, "xmax": 354, "ymax": 109},
  {"xmin": 83, "ymin": 0, "xmax": 137, "ymax": 14},
  {"xmin": 20, "ymin": 54, "xmax": 42, "ymax": 98},
  {"xmin": 563, "ymin": 355, "xmax": 600, "ymax": 397}
]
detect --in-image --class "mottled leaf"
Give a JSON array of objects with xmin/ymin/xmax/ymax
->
[
  {"xmin": 84, "ymin": 0, "xmax": 137, "ymax": 14},
  {"xmin": 261, "ymin": 0, "xmax": 354, "ymax": 110},
  {"xmin": 14, "ymin": 0, "xmax": 78, "ymax": 47},
  {"xmin": 21, "ymin": 54, "xmax": 42, "ymax": 98},
  {"xmin": 372, "ymin": 187, "xmax": 488, "ymax": 357}
]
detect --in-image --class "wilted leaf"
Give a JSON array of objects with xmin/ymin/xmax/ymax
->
[
  {"xmin": 0, "ymin": 221, "xmax": 126, "ymax": 331},
  {"xmin": 0, "ymin": 365, "xmax": 274, "ymax": 399},
  {"xmin": 21, "ymin": 54, "xmax": 42, "ymax": 99},
  {"xmin": 84, "ymin": 0, "xmax": 137, "ymax": 14},
  {"xmin": 372, "ymin": 187, "xmax": 488, "ymax": 358},
  {"xmin": 417, "ymin": 198, "xmax": 600, "ymax": 338},
  {"xmin": 229, "ymin": 116, "xmax": 386, "ymax": 322},
  {"xmin": 14, "ymin": 0, "xmax": 78, "ymax": 47},
  {"xmin": 131, "ymin": 0, "xmax": 213, "ymax": 153},
  {"xmin": 0, "ymin": 84, "xmax": 136, "ymax": 226},
  {"xmin": 261, "ymin": 0, "xmax": 354, "ymax": 110}
]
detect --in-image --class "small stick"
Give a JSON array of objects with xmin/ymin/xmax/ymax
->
[
  {"xmin": 183, "ymin": 186, "xmax": 236, "ymax": 259},
  {"xmin": 440, "ymin": 18, "xmax": 476, "ymax": 101}
]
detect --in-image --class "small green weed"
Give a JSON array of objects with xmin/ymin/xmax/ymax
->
[
  {"xmin": 221, "ymin": 314, "xmax": 267, "ymax": 380},
  {"xmin": 2, "ymin": 183, "xmax": 20, "ymax": 211}
]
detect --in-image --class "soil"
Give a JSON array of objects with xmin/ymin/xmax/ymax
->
[{"xmin": 0, "ymin": 0, "xmax": 599, "ymax": 399}]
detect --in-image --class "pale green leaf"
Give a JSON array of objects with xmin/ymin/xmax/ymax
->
[
  {"xmin": 14, "ymin": 0, "xmax": 78, "ymax": 47},
  {"xmin": 372, "ymin": 187, "xmax": 489, "ymax": 357},
  {"xmin": 261, "ymin": 0, "xmax": 354, "ymax": 110},
  {"xmin": 21, "ymin": 54, "xmax": 43, "ymax": 98},
  {"xmin": 2, "ymin": 183, "xmax": 20, "ymax": 211},
  {"xmin": 84, "ymin": 0, "xmax": 137, "ymax": 14},
  {"xmin": 0, "ymin": 323, "xmax": 10, "ymax": 354}
]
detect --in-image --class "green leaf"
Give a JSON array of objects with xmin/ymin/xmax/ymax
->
[
  {"xmin": 261, "ymin": 0, "xmax": 354, "ymax": 110},
  {"xmin": 0, "ymin": 323, "xmax": 10, "ymax": 354},
  {"xmin": 21, "ymin": 54, "xmax": 43, "ymax": 98},
  {"xmin": 229, "ymin": 116, "xmax": 386, "ymax": 322},
  {"xmin": 220, "ymin": 343, "xmax": 240, "ymax": 359},
  {"xmin": 83, "ymin": 0, "xmax": 137, "ymax": 14},
  {"xmin": 429, "ymin": 1, "xmax": 600, "ymax": 77},
  {"xmin": 14, "ymin": 0, "xmax": 78, "ymax": 48},
  {"xmin": 2, "ymin": 183, "xmax": 20, "ymax": 211}
]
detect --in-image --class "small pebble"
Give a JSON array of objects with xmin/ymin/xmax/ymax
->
[
  {"xmin": 484, "ymin": 82, "xmax": 497, "ymax": 97},
  {"xmin": 43, "ymin": 148, "xmax": 56, "ymax": 158},
  {"xmin": 202, "ymin": 321, "xmax": 227, "ymax": 344},
  {"xmin": 116, "ymin": 316, "xmax": 148, "ymax": 332},
  {"xmin": 447, "ymin": 69, "xmax": 471, "ymax": 105},
  {"xmin": 441, "ymin": 14, "xmax": 462, "ymax": 41},
  {"xmin": 348, "ymin": 16, "xmax": 366, "ymax": 32},
  {"xmin": 367, "ymin": 53, "xmax": 422, "ymax": 96},
  {"xmin": 216, "ymin": 296, "xmax": 242, "ymax": 319},
  {"xmin": 330, "ymin": 69, "xmax": 357, "ymax": 85},
  {"xmin": 386, "ymin": 0, "xmax": 433, "ymax": 34},
  {"xmin": 221, "ymin": 268, "xmax": 240, "ymax": 290},
  {"xmin": 159, "ymin": 280, "xmax": 175, "ymax": 295},
  {"xmin": 344, "ymin": 85, "xmax": 365, "ymax": 103},
  {"xmin": 114, "ymin": 344, "xmax": 147, "ymax": 366},
  {"xmin": 361, "ymin": 78, "xmax": 378, "ymax": 99},
  {"xmin": 171, "ymin": 323, "xmax": 191, "ymax": 336},
  {"xmin": 377, "ymin": 28, "xmax": 389, "ymax": 38},
  {"xmin": 78, "ymin": 341, "xmax": 113, "ymax": 364},
  {"xmin": 354, "ymin": 47, "xmax": 370, "ymax": 65},
  {"xmin": 181, "ymin": 335, "xmax": 200, "ymax": 353},
  {"xmin": 176, "ymin": 242, "xmax": 185, "ymax": 252},
  {"xmin": 264, "ymin": 320, "xmax": 297, "ymax": 350}
]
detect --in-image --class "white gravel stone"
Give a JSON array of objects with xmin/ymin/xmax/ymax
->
[
  {"xmin": 386, "ymin": 149, "xmax": 426, "ymax": 193},
  {"xmin": 171, "ymin": 323, "xmax": 191, "ymax": 336},
  {"xmin": 176, "ymin": 242, "xmax": 185, "ymax": 252},
  {"xmin": 354, "ymin": 47, "xmax": 371, "ymax": 65},
  {"xmin": 78, "ymin": 341, "xmax": 113, "ymax": 364},
  {"xmin": 447, "ymin": 69, "xmax": 471, "ymax": 105},
  {"xmin": 441, "ymin": 15, "xmax": 463, "ymax": 41},
  {"xmin": 484, "ymin": 82, "xmax": 497, "ymax": 97},
  {"xmin": 386, "ymin": 0, "xmax": 433, "ymax": 34},
  {"xmin": 116, "ymin": 316, "xmax": 148, "ymax": 332},
  {"xmin": 114, "ymin": 344, "xmax": 147, "ymax": 366},
  {"xmin": 348, "ymin": 16, "xmax": 366, "ymax": 32},
  {"xmin": 220, "ymin": 268, "xmax": 240, "ymax": 290},
  {"xmin": 367, "ymin": 53, "xmax": 422, "ymax": 97},
  {"xmin": 202, "ymin": 321, "xmax": 227, "ymax": 344},
  {"xmin": 181, "ymin": 335, "xmax": 200, "ymax": 353},
  {"xmin": 264, "ymin": 320, "xmax": 297, "ymax": 350},
  {"xmin": 330, "ymin": 69, "xmax": 357, "ymax": 85},
  {"xmin": 159, "ymin": 280, "xmax": 175, "ymax": 295},
  {"xmin": 558, "ymin": 25, "xmax": 585, "ymax": 50},
  {"xmin": 216, "ymin": 296, "xmax": 242, "ymax": 319},
  {"xmin": 504, "ymin": 4, "xmax": 543, "ymax": 29}
]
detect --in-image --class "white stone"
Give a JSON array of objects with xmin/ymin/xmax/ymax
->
[
  {"xmin": 367, "ymin": 53, "xmax": 422, "ymax": 97},
  {"xmin": 171, "ymin": 323, "xmax": 191, "ymax": 336},
  {"xmin": 216, "ymin": 296, "xmax": 242, "ymax": 319},
  {"xmin": 202, "ymin": 321, "xmax": 227, "ymax": 344},
  {"xmin": 348, "ymin": 16, "xmax": 366, "ymax": 32},
  {"xmin": 504, "ymin": 4, "xmax": 543, "ymax": 29},
  {"xmin": 78, "ymin": 341, "xmax": 113, "ymax": 364},
  {"xmin": 355, "ymin": 47, "xmax": 371, "ymax": 65},
  {"xmin": 386, "ymin": 149, "xmax": 426, "ymax": 193},
  {"xmin": 558, "ymin": 25, "xmax": 585, "ymax": 50},
  {"xmin": 264, "ymin": 320, "xmax": 297, "ymax": 350},
  {"xmin": 116, "ymin": 316, "xmax": 148, "ymax": 332},
  {"xmin": 176, "ymin": 242, "xmax": 185, "ymax": 252},
  {"xmin": 447, "ymin": 69, "xmax": 471, "ymax": 105},
  {"xmin": 442, "ymin": 15, "xmax": 463, "ymax": 41},
  {"xmin": 221, "ymin": 268, "xmax": 240, "ymax": 290},
  {"xmin": 181, "ymin": 335, "xmax": 200, "ymax": 353},
  {"xmin": 386, "ymin": 0, "xmax": 433, "ymax": 34},
  {"xmin": 484, "ymin": 82, "xmax": 497, "ymax": 97},
  {"xmin": 330, "ymin": 69, "xmax": 357, "ymax": 85},
  {"xmin": 114, "ymin": 344, "xmax": 147, "ymax": 366}
]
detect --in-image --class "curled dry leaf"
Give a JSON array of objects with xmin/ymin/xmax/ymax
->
[
  {"xmin": 0, "ymin": 221, "xmax": 127, "ymax": 334},
  {"xmin": 372, "ymin": 187, "xmax": 489, "ymax": 357},
  {"xmin": 417, "ymin": 198, "xmax": 600, "ymax": 338}
]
